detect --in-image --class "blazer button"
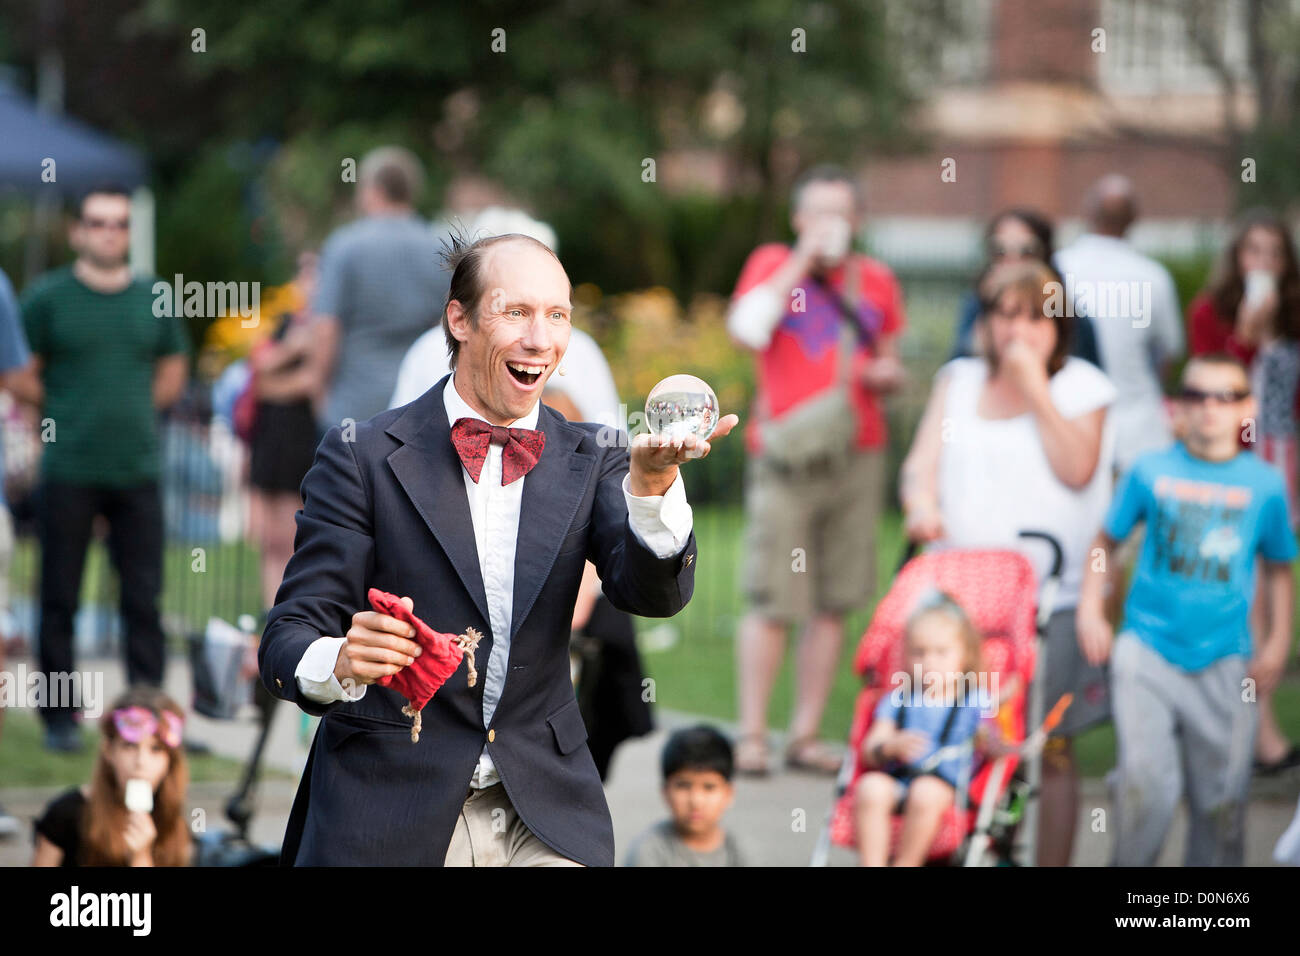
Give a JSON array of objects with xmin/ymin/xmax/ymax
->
[{"xmin": 488, "ymin": 729, "xmax": 496, "ymax": 742}]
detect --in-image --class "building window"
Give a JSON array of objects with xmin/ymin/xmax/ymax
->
[
  {"xmin": 1098, "ymin": 0, "xmax": 1251, "ymax": 94},
  {"xmin": 888, "ymin": 0, "xmax": 994, "ymax": 88}
]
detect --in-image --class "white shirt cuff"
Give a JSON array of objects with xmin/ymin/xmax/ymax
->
[
  {"xmin": 727, "ymin": 287, "xmax": 784, "ymax": 350},
  {"xmin": 295, "ymin": 636, "xmax": 367, "ymax": 704},
  {"xmin": 622, "ymin": 471, "xmax": 693, "ymax": 559}
]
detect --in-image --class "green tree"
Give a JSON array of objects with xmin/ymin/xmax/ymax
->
[
  {"xmin": 3, "ymin": 0, "xmax": 934, "ymax": 296},
  {"xmin": 133, "ymin": 0, "xmax": 920, "ymax": 294}
]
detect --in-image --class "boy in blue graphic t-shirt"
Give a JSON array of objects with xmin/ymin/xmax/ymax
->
[{"xmin": 1078, "ymin": 353, "xmax": 1297, "ymax": 866}]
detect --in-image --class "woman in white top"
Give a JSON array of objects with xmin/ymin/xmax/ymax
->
[{"xmin": 899, "ymin": 260, "xmax": 1117, "ymax": 867}]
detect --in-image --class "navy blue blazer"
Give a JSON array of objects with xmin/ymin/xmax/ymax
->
[{"xmin": 259, "ymin": 374, "xmax": 697, "ymax": 866}]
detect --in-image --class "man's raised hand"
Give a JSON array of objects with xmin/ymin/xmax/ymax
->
[{"xmin": 628, "ymin": 413, "xmax": 740, "ymax": 497}]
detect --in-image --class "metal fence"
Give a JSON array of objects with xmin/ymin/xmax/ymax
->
[{"xmin": 5, "ymin": 408, "xmax": 263, "ymax": 660}]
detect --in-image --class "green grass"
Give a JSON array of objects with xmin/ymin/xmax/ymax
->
[
  {"xmin": 0, "ymin": 709, "xmax": 253, "ymax": 788},
  {"xmin": 9, "ymin": 535, "xmax": 264, "ymax": 645},
  {"xmin": 1, "ymin": 532, "xmax": 266, "ymax": 791},
  {"xmin": 638, "ymin": 503, "xmax": 896, "ymax": 727},
  {"xmin": 159, "ymin": 539, "xmax": 263, "ymax": 635},
  {"xmin": 641, "ymin": 504, "xmax": 1300, "ymax": 778},
  {"xmin": 1, "ymin": 536, "xmax": 267, "ymax": 789}
]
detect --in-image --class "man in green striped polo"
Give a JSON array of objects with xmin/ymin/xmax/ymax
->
[{"xmin": 20, "ymin": 185, "xmax": 190, "ymax": 752}]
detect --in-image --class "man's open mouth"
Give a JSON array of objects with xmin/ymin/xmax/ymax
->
[{"xmin": 506, "ymin": 361, "xmax": 545, "ymax": 387}]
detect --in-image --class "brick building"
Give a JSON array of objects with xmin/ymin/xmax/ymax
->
[{"xmin": 863, "ymin": 0, "xmax": 1257, "ymax": 266}]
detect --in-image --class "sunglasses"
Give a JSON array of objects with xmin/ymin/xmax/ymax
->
[
  {"xmin": 1179, "ymin": 387, "xmax": 1250, "ymax": 405},
  {"xmin": 112, "ymin": 706, "xmax": 183, "ymax": 749},
  {"xmin": 988, "ymin": 240, "xmax": 1042, "ymax": 260},
  {"xmin": 83, "ymin": 217, "xmax": 130, "ymax": 231}
]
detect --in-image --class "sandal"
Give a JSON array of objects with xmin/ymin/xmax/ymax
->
[
  {"xmin": 1254, "ymin": 745, "xmax": 1300, "ymax": 777},
  {"xmin": 735, "ymin": 735, "xmax": 772, "ymax": 777},
  {"xmin": 784, "ymin": 737, "xmax": 843, "ymax": 775}
]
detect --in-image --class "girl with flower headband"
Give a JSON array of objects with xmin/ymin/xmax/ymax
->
[{"xmin": 33, "ymin": 686, "xmax": 192, "ymax": 866}]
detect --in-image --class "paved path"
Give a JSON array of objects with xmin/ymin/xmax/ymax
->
[{"xmin": 2, "ymin": 655, "xmax": 1296, "ymax": 866}]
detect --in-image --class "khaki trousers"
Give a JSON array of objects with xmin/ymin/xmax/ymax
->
[
  {"xmin": 443, "ymin": 783, "xmax": 584, "ymax": 867},
  {"xmin": 741, "ymin": 448, "xmax": 884, "ymax": 621}
]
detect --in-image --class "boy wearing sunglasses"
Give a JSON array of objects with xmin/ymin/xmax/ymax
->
[{"xmin": 1077, "ymin": 353, "xmax": 1296, "ymax": 865}]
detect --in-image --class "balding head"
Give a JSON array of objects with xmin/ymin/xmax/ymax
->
[
  {"xmin": 440, "ymin": 231, "xmax": 568, "ymax": 369},
  {"xmin": 358, "ymin": 145, "xmax": 424, "ymax": 209},
  {"xmin": 442, "ymin": 232, "xmax": 573, "ymax": 425},
  {"xmin": 1085, "ymin": 174, "xmax": 1138, "ymax": 237}
]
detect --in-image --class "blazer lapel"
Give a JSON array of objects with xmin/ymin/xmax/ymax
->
[
  {"xmin": 510, "ymin": 405, "xmax": 595, "ymax": 642},
  {"xmin": 384, "ymin": 375, "xmax": 491, "ymax": 629}
]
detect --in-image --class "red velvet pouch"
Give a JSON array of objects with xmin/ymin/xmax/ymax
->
[{"xmin": 367, "ymin": 587, "xmax": 480, "ymax": 741}]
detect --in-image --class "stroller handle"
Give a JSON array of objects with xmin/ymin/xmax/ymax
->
[
  {"xmin": 1015, "ymin": 530, "xmax": 1064, "ymax": 580},
  {"xmin": 897, "ymin": 529, "xmax": 1065, "ymax": 581}
]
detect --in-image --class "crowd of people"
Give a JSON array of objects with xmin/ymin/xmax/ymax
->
[
  {"xmin": 726, "ymin": 164, "xmax": 1298, "ymax": 867},
  {"xmin": 0, "ymin": 149, "xmax": 1297, "ymax": 867}
]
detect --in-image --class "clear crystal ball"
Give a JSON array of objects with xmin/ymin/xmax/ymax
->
[{"xmin": 645, "ymin": 374, "xmax": 719, "ymax": 441}]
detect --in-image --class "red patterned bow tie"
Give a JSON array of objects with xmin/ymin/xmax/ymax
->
[{"xmin": 450, "ymin": 417, "xmax": 546, "ymax": 485}]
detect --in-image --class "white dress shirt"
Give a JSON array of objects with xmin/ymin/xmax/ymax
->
[{"xmin": 295, "ymin": 373, "xmax": 693, "ymax": 788}]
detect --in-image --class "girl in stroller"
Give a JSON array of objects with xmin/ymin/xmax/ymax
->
[{"xmin": 854, "ymin": 592, "xmax": 1012, "ymax": 866}]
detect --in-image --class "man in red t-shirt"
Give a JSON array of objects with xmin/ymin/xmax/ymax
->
[{"xmin": 727, "ymin": 165, "xmax": 906, "ymax": 775}]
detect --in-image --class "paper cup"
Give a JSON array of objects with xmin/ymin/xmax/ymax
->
[{"xmin": 124, "ymin": 778, "xmax": 154, "ymax": 814}]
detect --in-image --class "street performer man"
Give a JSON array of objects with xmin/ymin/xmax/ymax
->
[{"xmin": 260, "ymin": 231, "xmax": 737, "ymax": 865}]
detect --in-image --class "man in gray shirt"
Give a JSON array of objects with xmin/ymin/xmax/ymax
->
[{"xmin": 311, "ymin": 146, "xmax": 450, "ymax": 431}]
